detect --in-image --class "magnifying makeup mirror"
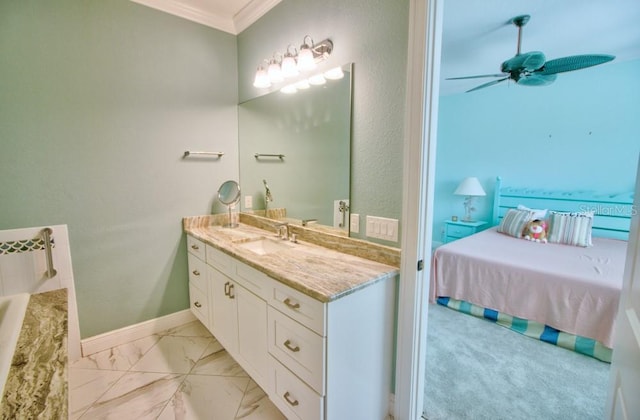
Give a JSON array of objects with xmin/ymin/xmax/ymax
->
[{"xmin": 218, "ymin": 180, "xmax": 241, "ymax": 228}]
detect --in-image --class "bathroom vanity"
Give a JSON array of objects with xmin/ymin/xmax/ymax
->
[{"xmin": 184, "ymin": 213, "xmax": 399, "ymax": 420}]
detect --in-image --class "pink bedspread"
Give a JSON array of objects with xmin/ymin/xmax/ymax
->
[{"xmin": 431, "ymin": 228, "xmax": 627, "ymax": 347}]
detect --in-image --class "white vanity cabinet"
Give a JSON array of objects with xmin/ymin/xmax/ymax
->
[
  {"xmin": 206, "ymin": 243, "xmax": 270, "ymax": 392},
  {"xmin": 186, "ymin": 236, "xmax": 210, "ymax": 330},
  {"xmin": 186, "ymin": 233, "xmax": 396, "ymax": 420},
  {"xmin": 267, "ymin": 274, "xmax": 396, "ymax": 420}
]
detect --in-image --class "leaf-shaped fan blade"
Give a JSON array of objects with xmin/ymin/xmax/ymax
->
[
  {"xmin": 537, "ymin": 54, "xmax": 615, "ymax": 75},
  {"xmin": 516, "ymin": 73, "xmax": 557, "ymax": 87},
  {"xmin": 467, "ymin": 77, "xmax": 509, "ymax": 93},
  {"xmin": 446, "ymin": 74, "xmax": 506, "ymax": 80}
]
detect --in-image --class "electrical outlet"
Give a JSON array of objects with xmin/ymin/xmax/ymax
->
[
  {"xmin": 244, "ymin": 195, "xmax": 253, "ymax": 209},
  {"xmin": 365, "ymin": 215, "xmax": 399, "ymax": 242},
  {"xmin": 350, "ymin": 214, "xmax": 360, "ymax": 233}
]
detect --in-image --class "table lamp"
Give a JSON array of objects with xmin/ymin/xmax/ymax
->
[{"xmin": 454, "ymin": 177, "xmax": 486, "ymax": 222}]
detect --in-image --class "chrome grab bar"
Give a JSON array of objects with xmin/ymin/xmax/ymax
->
[{"xmin": 42, "ymin": 228, "xmax": 57, "ymax": 279}]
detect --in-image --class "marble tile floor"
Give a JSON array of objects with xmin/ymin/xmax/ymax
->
[{"xmin": 69, "ymin": 321, "xmax": 286, "ymax": 420}]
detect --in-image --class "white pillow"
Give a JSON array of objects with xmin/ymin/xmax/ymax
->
[{"xmin": 517, "ymin": 204, "xmax": 547, "ymax": 220}]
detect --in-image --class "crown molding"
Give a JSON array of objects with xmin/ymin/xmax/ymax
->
[
  {"xmin": 131, "ymin": 0, "xmax": 281, "ymax": 35},
  {"xmin": 234, "ymin": 0, "xmax": 282, "ymax": 34}
]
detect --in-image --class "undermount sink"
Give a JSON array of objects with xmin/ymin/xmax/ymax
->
[{"xmin": 235, "ymin": 237, "xmax": 294, "ymax": 255}]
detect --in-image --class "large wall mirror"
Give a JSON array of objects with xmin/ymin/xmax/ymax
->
[{"xmin": 238, "ymin": 63, "xmax": 353, "ymax": 234}]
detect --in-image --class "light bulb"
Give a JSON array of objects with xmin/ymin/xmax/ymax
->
[
  {"xmin": 281, "ymin": 52, "xmax": 299, "ymax": 78},
  {"xmin": 297, "ymin": 46, "xmax": 316, "ymax": 72},
  {"xmin": 280, "ymin": 84, "xmax": 297, "ymax": 94},
  {"xmin": 324, "ymin": 66, "xmax": 344, "ymax": 80},
  {"xmin": 267, "ymin": 60, "xmax": 283, "ymax": 83},
  {"xmin": 308, "ymin": 74, "xmax": 326, "ymax": 85},
  {"xmin": 253, "ymin": 66, "xmax": 271, "ymax": 88}
]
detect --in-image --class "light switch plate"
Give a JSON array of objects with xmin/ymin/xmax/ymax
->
[
  {"xmin": 244, "ymin": 195, "xmax": 253, "ymax": 209},
  {"xmin": 350, "ymin": 214, "xmax": 360, "ymax": 233},
  {"xmin": 365, "ymin": 215, "xmax": 399, "ymax": 242}
]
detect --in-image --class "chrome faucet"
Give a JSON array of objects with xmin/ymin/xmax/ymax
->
[{"xmin": 302, "ymin": 218, "xmax": 317, "ymax": 227}]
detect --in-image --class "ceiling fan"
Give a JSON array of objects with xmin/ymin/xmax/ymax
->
[{"xmin": 448, "ymin": 15, "xmax": 615, "ymax": 93}]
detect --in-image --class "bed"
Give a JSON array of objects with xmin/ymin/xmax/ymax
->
[{"xmin": 431, "ymin": 177, "xmax": 634, "ymax": 362}]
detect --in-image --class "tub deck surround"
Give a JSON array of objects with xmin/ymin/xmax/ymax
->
[
  {"xmin": 183, "ymin": 214, "xmax": 400, "ymax": 303},
  {"xmin": 1, "ymin": 289, "xmax": 68, "ymax": 419}
]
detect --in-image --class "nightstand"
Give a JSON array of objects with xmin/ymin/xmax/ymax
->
[{"xmin": 444, "ymin": 220, "xmax": 487, "ymax": 243}]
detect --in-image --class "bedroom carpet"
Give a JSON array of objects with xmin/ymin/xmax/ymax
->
[{"xmin": 423, "ymin": 303, "xmax": 610, "ymax": 420}]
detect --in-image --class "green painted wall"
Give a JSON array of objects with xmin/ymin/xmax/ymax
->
[
  {"xmin": 237, "ymin": 0, "xmax": 410, "ymax": 245},
  {"xmin": 0, "ymin": 0, "xmax": 239, "ymax": 337}
]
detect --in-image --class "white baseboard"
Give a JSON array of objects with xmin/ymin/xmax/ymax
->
[{"xmin": 81, "ymin": 309, "xmax": 196, "ymax": 357}]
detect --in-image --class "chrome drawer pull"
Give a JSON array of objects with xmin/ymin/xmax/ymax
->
[
  {"xmin": 283, "ymin": 391, "xmax": 299, "ymax": 407},
  {"xmin": 224, "ymin": 281, "xmax": 230, "ymax": 296},
  {"xmin": 283, "ymin": 298, "xmax": 300, "ymax": 309},
  {"xmin": 191, "ymin": 244, "xmax": 200, "ymax": 250},
  {"xmin": 194, "ymin": 301, "xmax": 202, "ymax": 308},
  {"xmin": 192, "ymin": 270, "xmax": 200, "ymax": 276},
  {"xmin": 228, "ymin": 283, "xmax": 235, "ymax": 299},
  {"xmin": 284, "ymin": 339, "xmax": 300, "ymax": 352}
]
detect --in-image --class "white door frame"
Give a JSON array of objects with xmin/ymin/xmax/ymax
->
[{"xmin": 395, "ymin": 0, "xmax": 443, "ymax": 419}]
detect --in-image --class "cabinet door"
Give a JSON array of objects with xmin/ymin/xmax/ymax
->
[
  {"xmin": 237, "ymin": 286, "xmax": 268, "ymax": 391},
  {"xmin": 209, "ymin": 266, "xmax": 238, "ymax": 355}
]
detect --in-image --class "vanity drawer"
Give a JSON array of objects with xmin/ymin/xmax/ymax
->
[
  {"xmin": 269, "ymin": 355, "xmax": 323, "ymax": 420},
  {"xmin": 268, "ymin": 306, "xmax": 325, "ymax": 395},
  {"xmin": 189, "ymin": 282, "xmax": 208, "ymax": 327},
  {"xmin": 206, "ymin": 244, "xmax": 234, "ymax": 277},
  {"xmin": 270, "ymin": 281, "xmax": 326, "ymax": 336},
  {"xmin": 234, "ymin": 259, "xmax": 273, "ymax": 301},
  {"xmin": 187, "ymin": 253, "xmax": 207, "ymax": 292},
  {"xmin": 187, "ymin": 235, "xmax": 205, "ymax": 260}
]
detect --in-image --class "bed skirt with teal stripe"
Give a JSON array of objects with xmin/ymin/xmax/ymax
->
[{"xmin": 436, "ymin": 297, "xmax": 612, "ymax": 363}]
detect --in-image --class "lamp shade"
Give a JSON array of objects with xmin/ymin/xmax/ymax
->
[{"xmin": 454, "ymin": 177, "xmax": 486, "ymax": 196}]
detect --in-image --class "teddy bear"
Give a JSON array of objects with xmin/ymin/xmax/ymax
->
[{"xmin": 523, "ymin": 219, "xmax": 548, "ymax": 243}]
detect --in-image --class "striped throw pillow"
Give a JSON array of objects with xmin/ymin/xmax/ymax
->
[
  {"xmin": 547, "ymin": 211, "xmax": 594, "ymax": 247},
  {"xmin": 497, "ymin": 209, "xmax": 534, "ymax": 238}
]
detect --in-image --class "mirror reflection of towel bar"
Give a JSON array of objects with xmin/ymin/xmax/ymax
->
[{"xmin": 254, "ymin": 153, "xmax": 285, "ymax": 160}]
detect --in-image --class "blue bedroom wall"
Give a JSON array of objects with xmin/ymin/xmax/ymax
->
[{"xmin": 433, "ymin": 58, "xmax": 640, "ymax": 244}]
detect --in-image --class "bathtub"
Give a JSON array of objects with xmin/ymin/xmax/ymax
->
[{"xmin": 0, "ymin": 293, "xmax": 30, "ymax": 398}]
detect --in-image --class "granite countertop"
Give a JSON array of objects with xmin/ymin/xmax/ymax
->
[
  {"xmin": 0, "ymin": 289, "xmax": 67, "ymax": 419},
  {"xmin": 185, "ymin": 219, "xmax": 399, "ymax": 303}
]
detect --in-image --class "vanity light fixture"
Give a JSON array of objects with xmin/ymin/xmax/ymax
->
[
  {"xmin": 253, "ymin": 60, "xmax": 271, "ymax": 89},
  {"xmin": 307, "ymin": 73, "xmax": 326, "ymax": 86},
  {"xmin": 294, "ymin": 79, "xmax": 310, "ymax": 90},
  {"xmin": 280, "ymin": 84, "xmax": 297, "ymax": 94},
  {"xmin": 297, "ymin": 35, "xmax": 316, "ymax": 72},
  {"xmin": 324, "ymin": 66, "xmax": 344, "ymax": 80},
  {"xmin": 252, "ymin": 36, "xmax": 334, "ymax": 89},
  {"xmin": 281, "ymin": 45, "xmax": 299, "ymax": 78},
  {"xmin": 267, "ymin": 54, "xmax": 284, "ymax": 84}
]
